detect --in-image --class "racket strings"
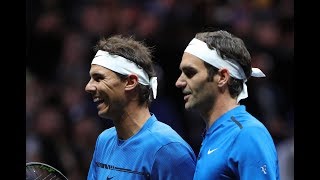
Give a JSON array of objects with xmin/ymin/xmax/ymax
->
[{"xmin": 26, "ymin": 162, "xmax": 67, "ymax": 180}]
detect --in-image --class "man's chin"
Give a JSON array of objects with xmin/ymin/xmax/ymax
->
[
  {"xmin": 185, "ymin": 104, "xmax": 192, "ymax": 111},
  {"xmin": 185, "ymin": 102, "xmax": 198, "ymax": 111},
  {"xmin": 97, "ymin": 107, "xmax": 109, "ymax": 118}
]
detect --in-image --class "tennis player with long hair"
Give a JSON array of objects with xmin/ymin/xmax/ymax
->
[{"xmin": 85, "ymin": 35, "xmax": 196, "ymax": 179}]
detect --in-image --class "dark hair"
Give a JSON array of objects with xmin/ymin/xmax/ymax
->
[
  {"xmin": 93, "ymin": 35, "xmax": 156, "ymax": 106},
  {"xmin": 195, "ymin": 30, "xmax": 252, "ymax": 98}
]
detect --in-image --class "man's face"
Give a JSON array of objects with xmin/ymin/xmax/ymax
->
[
  {"xmin": 175, "ymin": 52, "xmax": 217, "ymax": 112},
  {"xmin": 85, "ymin": 64, "xmax": 126, "ymax": 119}
]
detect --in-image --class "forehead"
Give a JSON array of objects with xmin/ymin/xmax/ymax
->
[
  {"xmin": 180, "ymin": 52, "xmax": 206, "ymax": 69},
  {"xmin": 89, "ymin": 64, "xmax": 115, "ymax": 76}
]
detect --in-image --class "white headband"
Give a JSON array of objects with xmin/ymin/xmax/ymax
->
[
  {"xmin": 184, "ymin": 38, "xmax": 265, "ymax": 102},
  {"xmin": 91, "ymin": 50, "xmax": 158, "ymax": 99}
]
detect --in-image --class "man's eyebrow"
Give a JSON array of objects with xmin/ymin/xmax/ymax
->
[
  {"xmin": 90, "ymin": 72, "xmax": 104, "ymax": 77},
  {"xmin": 181, "ymin": 66, "xmax": 197, "ymax": 72}
]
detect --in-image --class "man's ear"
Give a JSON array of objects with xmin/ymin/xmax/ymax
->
[
  {"xmin": 125, "ymin": 74, "xmax": 139, "ymax": 90},
  {"xmin": 217, "ymin": 68, "xmax": 230, "ymax": 87}
]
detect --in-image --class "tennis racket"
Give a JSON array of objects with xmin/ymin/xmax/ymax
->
[{"xmin": 26, "ymin": 162, "xmax": 68, "ymax": 180}]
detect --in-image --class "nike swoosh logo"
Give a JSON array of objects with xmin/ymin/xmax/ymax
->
[
  {"xmin": 107, "ymin": 176, "xmax": 114, "ymax": 180},
  {"xmin": 207, "ymin": 148, "xmax": 218, "ymax": 154}
]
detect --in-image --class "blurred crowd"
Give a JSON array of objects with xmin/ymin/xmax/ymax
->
[{"xmin": 26, "ymin": 0, "xmax": 293, "ymax": 179}]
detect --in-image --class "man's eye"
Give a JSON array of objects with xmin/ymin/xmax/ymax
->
[
  {"xmin": 184, "ymin": 70, "xmax": 197, "ymax": 78},
  {"xmin": 93, "ymin": 77, "xmax": 103, "ymax": 82}
]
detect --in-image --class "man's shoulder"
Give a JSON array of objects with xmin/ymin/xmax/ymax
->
[
  {"xmin": 98, "ymin": 127, "xmax": 116, "ymax": 140},
  {"xmin": 145, "ymin": 120, "xmax": 188, "ymax": 146}
]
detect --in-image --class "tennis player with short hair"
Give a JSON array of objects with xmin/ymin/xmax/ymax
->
[
  {"xmin": 175, "ymin": 30, "xmax": 280, "ymax": 179},
  {"xmin": 85, "ymin": 35, "xmax": 196, "ymax": 180}
]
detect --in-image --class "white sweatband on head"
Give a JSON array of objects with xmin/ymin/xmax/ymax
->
[
  {"xmin": 184, "ymin": 38, "xmax": 265, "ymax": 103},
  {"xmin": 91, "ymin": 50, "xmax": 158, "ymax": 99}
]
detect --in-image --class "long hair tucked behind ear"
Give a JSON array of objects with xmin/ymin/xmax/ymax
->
[{"xmin": 94, "ymin": 35, "xmax": 157, "ymax": 106}]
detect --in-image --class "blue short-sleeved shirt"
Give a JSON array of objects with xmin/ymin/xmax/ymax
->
[
  {"xmin": 87, "ymin": 114, "xmax": 196, "ymax": 180},
  {"xmin": 193, "ymin": 105, "xmax": 280, "ymax": 180}
]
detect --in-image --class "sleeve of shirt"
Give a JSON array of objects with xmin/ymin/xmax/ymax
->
[
  {"xmin": 87, "ymin": 159, "xmax": 96, "ymax": 180},
  {"xmin": 228, "ymin": 126, "xmax": 280, "ymax": 180},
  {"xmin": 151, "ymin": 142, "xmax": 196, "ymax": 180}
]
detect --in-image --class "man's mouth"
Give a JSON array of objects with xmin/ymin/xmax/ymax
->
[{"xmin": 93, "ymin": 97, "xmax": 104, "ymax": 105}]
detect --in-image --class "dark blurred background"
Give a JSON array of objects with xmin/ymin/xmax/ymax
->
[{"xmin": 26, "ymin": 0, "xmax": 294, "ymax": 179}]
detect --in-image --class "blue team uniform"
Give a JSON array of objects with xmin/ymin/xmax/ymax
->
[
  {"xmin": 193, "ymin": 105, "xmax": 280, "ymax": 180},
  {"xmin": 87, "ymin": 114, "xmax": 196, "ymax": 180}
]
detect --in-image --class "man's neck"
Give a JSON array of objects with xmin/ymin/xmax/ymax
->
[
  {"xmin": 114, "ymin": 105, "xmax": 151, "ymax": 140},
  {"xmin": 203, "ymin": 96, "xmax": 238, "ymax": 130}
]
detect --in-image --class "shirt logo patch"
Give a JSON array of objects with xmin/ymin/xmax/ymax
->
[
  {"xmin": 261, "ymin": 165, "xmax": 267, "ymax": 174},
  {"xmin": 207, "ymin": 148, "xmax": 218, "ymax": 154}
]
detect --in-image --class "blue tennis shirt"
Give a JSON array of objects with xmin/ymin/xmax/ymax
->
[
  {"xmin": 193, "ymin": 105, "xmax": 280, "ymax": 180},
  {"xmin": 87, "ymin": 114, "xmax": 196, "ymax": 180}
]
